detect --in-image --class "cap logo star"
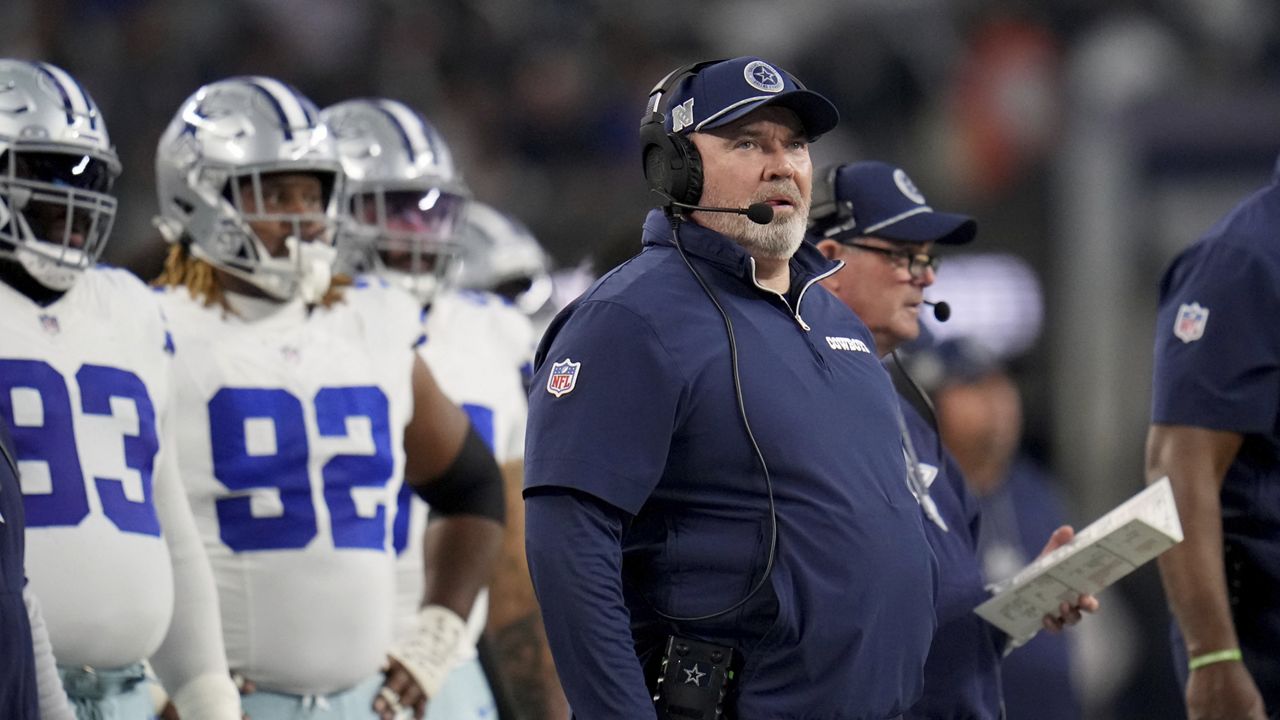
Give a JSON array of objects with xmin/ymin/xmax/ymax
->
[
  {"xmin": 894, "ymin": 168, "xmax": 927, "ymax": 205},
  {"xmin": 743, "ymin": 61, "xmax": 784, "ymax": 93}
]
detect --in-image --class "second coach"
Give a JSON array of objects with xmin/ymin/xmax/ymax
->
[{"xmin": 523, "ymin": 56, "xmax": 937, "ymax": 719}]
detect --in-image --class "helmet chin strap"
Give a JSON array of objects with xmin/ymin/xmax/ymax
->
[
  {"xmin": 10, "ymin": 197, "xmax": 85, "ymax": 292},
  {"xmin": 16, "ymin": 242, "xmax": 82, "ymax": 291},
  {"xmin": 288, "ymin": 235, "xmax": 336, "ymax": 304}
]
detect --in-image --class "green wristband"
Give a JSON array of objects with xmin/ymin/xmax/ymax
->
[{"xmin": 1188, "ymin": 648, "xmax": 1244, "ymax": 671}]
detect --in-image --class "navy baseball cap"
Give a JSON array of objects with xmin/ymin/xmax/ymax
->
[
  {"xmin": 810, "ymin": 161, "xmax": 976, "ymax": 245},
  {"xmin": 660, "ymin": 56, "xmax": 839, "ymax": 139}
]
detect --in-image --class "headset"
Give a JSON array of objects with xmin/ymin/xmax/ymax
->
[
  {"xmin": 635, "ymin": 61, "xmax": 779, "ymax": 624},
  {"xmin": 639, "ymin": 59, "xmax": 723, "ymax": 208},
  {"xmin": 808, "ymin": 163, "xmax": 856, "ymax": 238}
]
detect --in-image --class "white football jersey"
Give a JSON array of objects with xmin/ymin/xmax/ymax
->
[
  {"xmin": 393, "ymin": 289, "xmax": 534, "ymax": 642},
  {"xmin": 159, "ymin": 282, "xmax": 421, "ymax": 696},
  {"xmin": 0, "ymin": 267, "xmax": 178, "ymax": 668}
]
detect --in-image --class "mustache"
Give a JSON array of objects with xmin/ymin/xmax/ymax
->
[{"xmin": 751, "ymin": 181, "xmax": 804, "ymax": 207}]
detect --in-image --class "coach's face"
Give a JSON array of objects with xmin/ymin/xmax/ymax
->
[
  {"xmin": 816, "ymin": 236, "xmax": 936, "ymax": 356},
  {"xmin": 688, "ymin": 106, "xmax": 812, "ymax": 260}
]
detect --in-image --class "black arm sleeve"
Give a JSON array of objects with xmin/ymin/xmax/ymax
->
[{"xmin": 413, "ymin": 421, "xmax": 506, "ymax": 523}]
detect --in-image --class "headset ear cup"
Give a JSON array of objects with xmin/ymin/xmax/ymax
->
[
  {"xmin": 808, "ymin": 163, "xmax": 845, "ymax": 233},
  {"xmin": 673, "ymin": 134, "xmax": 703, "ymax": 205},
  {"xmin": 640, "ymin": 120, "xmax": 679, "ymax": 197},
  {"xmin": 640, "ymin": 121, "xmax": 704, "ymax": 206}
]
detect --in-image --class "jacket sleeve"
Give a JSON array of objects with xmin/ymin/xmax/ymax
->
[{"xmin": 525, "ymin": 488, "xmax": 658, "ymax": 720}]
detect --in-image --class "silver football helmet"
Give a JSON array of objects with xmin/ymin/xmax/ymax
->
[
  {"xmin": 322, "ymin": 98, "xmax": 469, "ymax": 305},
  {"xmin": 0, "ymin": 60, "xmax": 121, "ymax": 291},
  {"xmin": 454, "ymin": 201, "xmax": 553, "ymax": 316},
  {"xmin": 154, "ymin": 76, "xmax": 343, "ymax": 301}
]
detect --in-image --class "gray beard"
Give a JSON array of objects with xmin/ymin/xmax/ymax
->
[{"xmin": 696, "ymin": 202, "xmax": 808, "ymax": 260}]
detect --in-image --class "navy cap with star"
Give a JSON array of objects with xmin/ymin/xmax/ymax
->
[
  {"xmin": 662, "ymin": 56, "xmax": 839, "ymax": 139},
  {"xmin": 810, "ymin": 161, "xmax": 976, "ymax": 246}
]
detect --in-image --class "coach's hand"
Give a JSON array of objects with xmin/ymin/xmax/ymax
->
[
  {"xmin": 1035, "ymin": 525, "xmax": 1100, "ymax": 633},
  {"xmin": 374, "ymin": 658, "xmax": 427, "ymax": 720},
  {"xmin": 1186, "ymin": 661, "xmax": 1267, "ymax": 720}
]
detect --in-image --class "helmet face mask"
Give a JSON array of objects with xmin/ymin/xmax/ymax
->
[
  {"xmin": 322, "ymin": 98, "xmax": 470, "ymax": 305},
  {"xmin": 341, "ymin": 186, "xmax": 468, "ymax": 303},
  {"xmin": 0, "ymin": 61, "xmax": 121, "ymax": 291},
  {"xmin": 155, "ymin": 77, "xmax": 344, "ymax": 301}
]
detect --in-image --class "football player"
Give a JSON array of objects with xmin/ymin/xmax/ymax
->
[
  {"xmin": 151, "ymin": 78, "xmax": 504, "ymax": 720},
  {"xmin": 453, "ymin": 202, "xmax": 555, "ymax": 324},
  {"xmin": 322, "ymin": 98, "xmax": 566, "ymax": 720},
  {"xmin": 0, "ymin": 59, "xmax": 241, "ymax": 719}
]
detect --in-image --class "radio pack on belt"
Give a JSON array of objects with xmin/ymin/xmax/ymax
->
[{"xmin": 651, "ymin": 635, "xmax": 736, "ymax": 720}]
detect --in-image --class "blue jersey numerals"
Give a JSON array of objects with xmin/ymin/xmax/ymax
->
[
  {"xmin": 317, "ymin": 387, "xmax": 393, "ymax": 550},
  {"xmin": 208, "ymin": 386, "xmax": 395, "ymax": 552},
  {"xmin": 0, "ymin": 359, "xmax": 161, "ymax": 536},
  {"xmin": 392, "ymin": 402, "xmax": 494, "ymax": 555}
]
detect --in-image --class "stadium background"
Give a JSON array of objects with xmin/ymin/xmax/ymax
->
[{"xmin": 6, "ymin": 0, "xmax": 1280, "ymax": 716}]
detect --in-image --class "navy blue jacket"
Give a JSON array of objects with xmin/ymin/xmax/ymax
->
[
  {"xmin": 898, "ymin": 401, "xmax": 1004, "ymax": 720},
  {"xmin": 525, "ymin": 210, "xmax": 938, "ymax": 719},
  {"xmin": 977, "ymin": 458, "xmax": 1080, "ymax": 720},
  {"xmin": 1151, "ymin": 163, "xmax": 1280, "ymax": 706},
  {"xmin": 0, "ymin": 417, "xmax": 38, "ymax": 717}
]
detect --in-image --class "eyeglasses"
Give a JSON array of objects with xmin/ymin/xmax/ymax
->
[{"xmin": 846, "ymin": 242, "xmax": 940, "ymax": 278}]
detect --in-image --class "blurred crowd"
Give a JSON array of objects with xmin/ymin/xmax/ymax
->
[{"xmin": 6, "ymin": 1, "xmax": 1280, "ymax": 717}]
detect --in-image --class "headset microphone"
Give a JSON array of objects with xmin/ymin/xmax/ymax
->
[
  {"xmin": 923, "ymin": 299, "xmax": 951, "ymax": 322},
  {"xmin": 654, "ymin": 190, "xmax": 775, "ymax": 225}
]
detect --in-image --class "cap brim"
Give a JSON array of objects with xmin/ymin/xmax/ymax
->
[
  {"xmin": 697, "ymin": 89, "xmax": 839, "ymax": 138},
  {"xmin": 875, "ymin": 211, "xmax": 976, "ymax": 246}
]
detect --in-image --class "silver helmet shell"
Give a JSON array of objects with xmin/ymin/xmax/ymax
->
[
  {"xmin": 0, "ymin": 60, "xmax": 121, "ymax": 290},
  {"xmin": 454, "ymin": 201, "xmax": 552, "ymax": 317},
  {"xmin": 322, "ymin": 98, "xmax": 470, "ymax": 305},
  {"xmin": 154, "ymin": 76, "xmax": 343, "ymax": 301}
]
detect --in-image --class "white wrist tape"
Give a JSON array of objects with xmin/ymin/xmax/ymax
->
[
  {"xmin": 389, "ymin": 604, "xmax": 467, "ymax": 698},
  {"xmin": 170, "ymin": 672, "xmax": 243, "ymax": 720}
]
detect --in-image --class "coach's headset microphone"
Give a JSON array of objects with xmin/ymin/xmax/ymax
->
[
  {"xmin": 657, "ymin": 192, "xmax": 775, "ymax": 225},
  {"xmin": 924, "ymin": 299, "xmax": 950, "ymax": 322},
  {"xmin": 637, "ymin": 59, "xmax": 780, "ymax": 624}
]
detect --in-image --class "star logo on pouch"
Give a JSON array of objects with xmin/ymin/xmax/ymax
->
[
  {"xmin": 683, "ymin": 663, "xmax": 707, "ymax": 686},
  {"xmin": 1174, "ymin": 302, "xmax": 1209, "ymax": 343}
]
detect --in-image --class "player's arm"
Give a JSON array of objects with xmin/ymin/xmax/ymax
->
[
  {"xmin": 484, "ymin": 459, "xmax": 571, "ymax": 720},
  {"xmin": 382, "ymin": 355, "xmax": 504, "ymax": 718},
  {"xmin": 404, "ymin": 354, "xmax": 505, "ymax": 615},
  {"xmin": 1146, "ymin": 423, "xmax": 1266, "ymax": 720},
  {"xmin": 149, "ymin": 430, "xmax": 243, "ymax": 720}
]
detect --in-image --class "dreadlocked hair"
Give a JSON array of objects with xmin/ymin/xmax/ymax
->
[{"xmin": 151, "ymin": 243, "xmax": 352, "ymax": 310}]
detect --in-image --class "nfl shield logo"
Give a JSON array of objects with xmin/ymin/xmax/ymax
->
[
  {"xmin": 38, "ymin": 314, "xmax": 60, "ymax": 335},
  {"xmin": 1174, "ymin": 302, "xmax": 1209, "ymax": 343},
  {"xmin": 546, "ymin": 358, "xmax": 581, "ymax": 398}
]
